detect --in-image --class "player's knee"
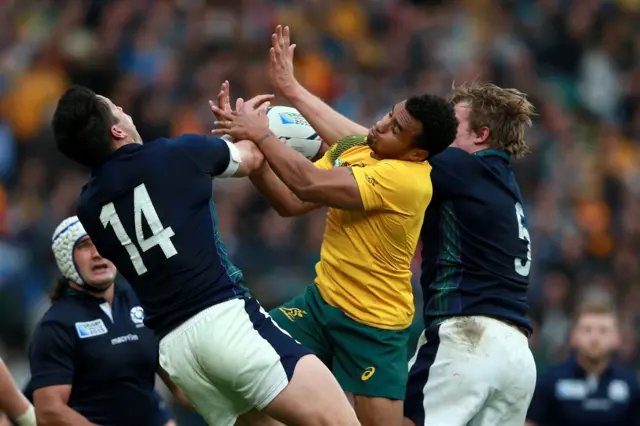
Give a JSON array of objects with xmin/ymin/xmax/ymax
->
[
  {"xmin": 263, "ymin": 355, "xmax": 359, "ymax": 426},
  {"xmin": 353, "ymin": 395, "xmax": 403, "ymax": 426},
  {"xmin": 403, "ymin": 418, "xmax": 418, "ymax": 426}
]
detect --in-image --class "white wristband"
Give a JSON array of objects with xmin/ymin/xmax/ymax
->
[
  {"xmin": 218, "ymin": 139, "xmax": 242, "ymax": 177},
  {"xmin": 15, "ymin": 404, "xmax": 36, "ymax": 426}
]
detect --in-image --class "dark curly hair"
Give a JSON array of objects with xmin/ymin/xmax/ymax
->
[
  {"xmin": 52, "ymin": 85, "xmax": 119, "ymax": 168},
  {"xmin": 406, "ymin": 94, "xmax": 458, "ymax": 158}
]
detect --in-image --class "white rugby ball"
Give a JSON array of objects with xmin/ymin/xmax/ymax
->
[{"xmin": 267, "ymin": 106, "xmax": 323, "ymax": 160}]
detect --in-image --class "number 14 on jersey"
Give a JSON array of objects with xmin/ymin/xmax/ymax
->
[{"xmin": 100, "ymin": 183, "xmax": 177, "ymax": 275}]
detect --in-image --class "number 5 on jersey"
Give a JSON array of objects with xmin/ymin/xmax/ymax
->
[
  {"xmin": 514, "ymin": 202, "xmax": 531, "ymax": 277},
  {"xmin": 100, "ymin": 183, "xmax": 177, "ymax": 275}
]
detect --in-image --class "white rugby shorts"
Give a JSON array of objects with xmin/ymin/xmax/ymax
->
[
  {"xmin": 158, "ymin": 297, "xmax": 311, "ymax": 426},
  {"xmin": 405, "ymin": 315, "xmax": 536, "ymax": 426}
]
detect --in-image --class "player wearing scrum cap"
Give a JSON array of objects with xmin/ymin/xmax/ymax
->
[
  {"xmin": 26, "ymin": 216, "xmax": 180, "ymax": 426},
  {"xmin": 52, "ymin": 85, "xmax": 359, "ymax": 426}
]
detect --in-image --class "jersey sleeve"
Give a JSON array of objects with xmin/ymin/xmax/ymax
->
[
  {"xmin": 428, "ymin": 148, "xmax": 477, "ymax": 197},
  {"xmin": 28, "ymin": 321, "xmax": 76, "ymax": 390},
  {"xmin": 170, "ymin": 134, "xmax": 233, "ymax": 177},
  {"xmin": 526, "ymin": 371, "xmax": 554, "ymax": 424},
  {"xmin": 313, "ymin": 135, "xmax": 369, "ymax": 170},
  {"xmin": 351, "ymin": 160, "xmax": 432, "ymax": 212}
]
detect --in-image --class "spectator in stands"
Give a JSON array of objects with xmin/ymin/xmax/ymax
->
[{"xmin": 526, "ymin": 300, "xmax": 640, "ymax": 426}]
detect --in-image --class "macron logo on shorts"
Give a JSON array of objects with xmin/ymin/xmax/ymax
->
[{"xmin": 75, "ymin": 319, "xmax": 108, "ymax": 339}]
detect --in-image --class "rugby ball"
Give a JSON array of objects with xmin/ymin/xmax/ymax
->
[{"xmin": 266, "ymin": 106, "xmax": 323, "ymax": 160}]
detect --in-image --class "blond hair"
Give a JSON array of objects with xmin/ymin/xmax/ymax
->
[
  {"xmin": 449, "ymin": 82, "xmax": 536, "ymax": 158},
  {"xmin": 573, "ymin": 299, "xmax": 618, "ymax": 325}
]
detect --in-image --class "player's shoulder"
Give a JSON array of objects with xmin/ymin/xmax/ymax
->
[
  {"xmin": 431, "ymin": 147, "xmax": 511, "ymax": 168},
  {"xmin": 610, "ymin": 362, "xmax": 640, "ymax": 384},
  {"xmin": 113, "ymin": 135, "xmax": 201, "ymax": 157},
  {"xmin": 429, "ymin": 147, "xmax": 477, "ymax": 168},
  {"xmin": 328, "ymin": 134, "xmax": 369, "ymax": 163},
  {"xmin": 115, "ymin": 283, "xmax": 141, "ymax": 306},
  {"xmin": 377, "ymin": 159, "xmax": 432, "ymax": 187},
  {"xmin": 381, "ymin": 157, "xmax": 431, "ymax": 170},
  {"xmin": 542, "ymin": 357, "xmax": 584, "ymax": 380},
  {"xmin": 163, "ymin": 133, "xmax": 225, "ymax": 152},
  {"xmin": 36, "ymin": 302, "xmax": 76, "ymax": 331},
  {"xmin": 164, "ymin": 133, "xmax": 207, "ymax": 146}
]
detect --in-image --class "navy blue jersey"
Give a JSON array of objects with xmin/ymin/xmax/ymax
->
[
  {"xmin": 77, "ymin": 135, "xmax": 247, "ymax": 338},
  {"xmin": 28, "ymin": 284, "xmax": 172, "ymax": 426},
  {"xmin": 420, "ymin": 147, "xmax": 532, "ymax": 333},
  {"xmin": 527, "ymin": 355, "xmax": 640, "ymax": 426}
]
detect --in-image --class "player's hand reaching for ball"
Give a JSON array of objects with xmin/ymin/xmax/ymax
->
[
  {"xmin": 269, "ymin": 25, "xmax": 299, "ymax": 97},
  {"xmin": 211, "ymin": 81, "xmax": 273, "ymax": 119},
  {"xmin": 211, "ymin": 96, "xmax": 273, "ymax": 143},
  {"xmin": 214, "ymin": 80, "xmax": 233, "ymax": 120}
]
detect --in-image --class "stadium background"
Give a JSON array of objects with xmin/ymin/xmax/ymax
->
[{"xmin": 1, "ymin": 0, "xmax": 640, "ymax": 424}]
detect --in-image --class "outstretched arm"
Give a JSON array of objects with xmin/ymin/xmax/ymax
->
[
  {"xmin": 249, "ymin": 162, "xmax": 323, "ymax": 217},
  {"xmin": 212, "ymin": 99, "xmax": 368, "ymax": 210},
  {"xmin": 252, "ymin": 132, "xmax": 364, "ymax": 210},
  {"xmin": 269, "ymin": 25, "xmax": 368, "ymax": 145},
  {"xmin": 212, "ymin": 80, "xmax": 325, "ymax": 215},
  {"xmin": 0, "ymin": 359, "xmax": 35, "ymax": 426},
  {"xmin": 172, "ymin": 134, "xmax": 264, "ymax": 178}
]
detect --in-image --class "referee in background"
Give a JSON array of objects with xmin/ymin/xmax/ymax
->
[{"xmin": 25, "ymin": 216, "xmax": 187, "ymax": 426}]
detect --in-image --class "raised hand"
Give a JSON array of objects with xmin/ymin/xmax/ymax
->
[
  {"xmin": 209, "ymin": 86, "xmax": 274, "ymax": 138},
  {"xmin": 269, "ymin": 25, "xmax": 299, "ymax": 97},
  {"xmin": 210, "ymin": 97, "xmax": 272, "ymax": 143},
  {"xmin": 215, "ymin": 80, "xmax": 233, "ymax": 118}
]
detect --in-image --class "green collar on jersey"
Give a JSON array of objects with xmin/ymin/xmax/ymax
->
[{"xmin": 472, "ymin": 149, "xmax": 510, "ymax": 160}]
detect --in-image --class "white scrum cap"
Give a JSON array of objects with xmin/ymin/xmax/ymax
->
[{"xmin": 51, "ymin": 216, "xmax": 88, "ymax": 285}]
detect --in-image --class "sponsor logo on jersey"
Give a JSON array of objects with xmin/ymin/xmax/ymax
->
[
  {"xmin": 608, "ymin": 380, "xmax": 629, "ymax": 402},
  {"xmin": 333, "ymin": 160, "xmax": 365, "ymax": 168},
  {"xmin": 279, "ymin": 307, "xmax": 307, "ymax": 322},
  {"xmin": 111, "ymin": 334, "xmax": 139, "ymax": 345},
  {"xmin": 555, "ymin": 379, "xmax": 588, "ymax": 400},
  {"xmin": 75, "ymin": 319, "xmax": 108, "ymax": 339},
  {"xmin": 130, "ymin": 306, "xmax": 145, "ymax": 328}
]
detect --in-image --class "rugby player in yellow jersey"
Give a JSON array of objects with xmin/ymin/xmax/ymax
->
[{"xmin": 210, "ymin": 85, "xmax": 457, "ymax": 426}]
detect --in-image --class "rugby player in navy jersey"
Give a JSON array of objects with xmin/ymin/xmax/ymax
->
[
  {"xmin": 27, "ymin": 216, "xmax": 178, "ymax": 426},
  {"xmin": 51, "ymin": 85, "xmax": 359, "ymax": 426},
  {"xmin": 403, "ymin": 83, "xmax": 536, "ymax": 426},
  {"xmin": 263, "ymin": 25, "xmax": 537, "ymax": 426}
]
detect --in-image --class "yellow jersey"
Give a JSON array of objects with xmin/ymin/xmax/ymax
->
[{"xmin": 313, "ymin": 135, "xmax": 433, "ymax": 329}]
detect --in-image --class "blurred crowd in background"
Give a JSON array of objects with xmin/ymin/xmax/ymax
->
[{"xmin": 1, "ymin": 0, "xmax": 640, "ymax": 422}]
